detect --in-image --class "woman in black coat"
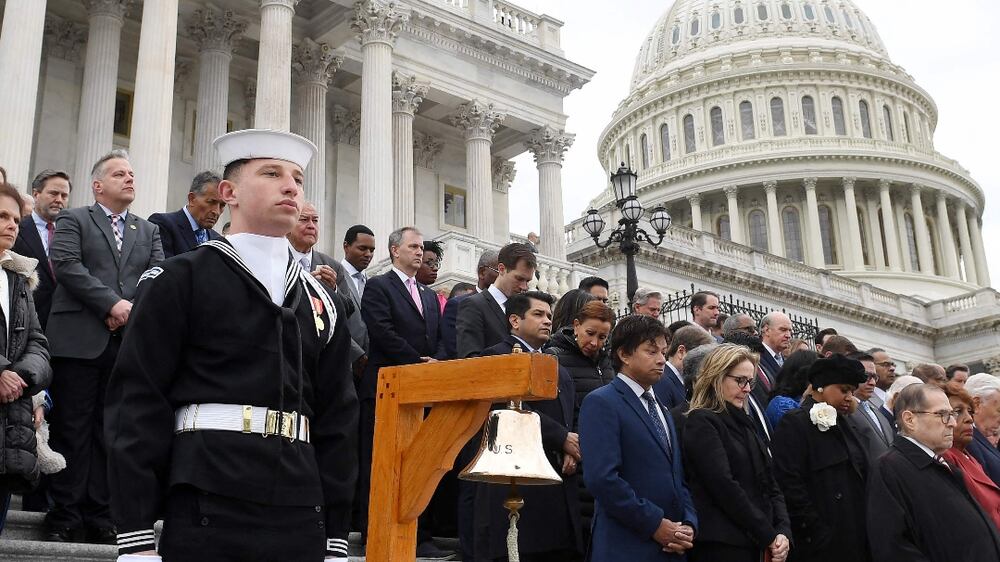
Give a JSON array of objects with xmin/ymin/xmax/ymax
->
[
  {"xmin": 771, "ymin": 354, "xmax": 870, "ymax": 562},
  {"xmin": 683, "ymin": 344, "xmax": 791, "ymax": 562}
]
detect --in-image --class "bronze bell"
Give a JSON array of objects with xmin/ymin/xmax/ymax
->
[{"xmin": 459, "ymin": 402, "xmax": 563, "ymax": 486}]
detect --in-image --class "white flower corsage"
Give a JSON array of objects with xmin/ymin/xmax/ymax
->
[{"xmin": 809, "ymin": 402, "xmax": 838, "ymax": 432}]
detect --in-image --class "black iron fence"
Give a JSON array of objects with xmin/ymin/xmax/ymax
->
[{"xmin": 615, "ymin": 283, "xmax": 820, "ymax": 341}]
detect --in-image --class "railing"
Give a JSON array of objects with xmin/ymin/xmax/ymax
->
[
  {"xmin": 428, "ymin": 0, "xmax": 562, "ymax": 50},
  {"xmin": 493, "ymin": 0, "xmax": 538, "ymax": 36}
]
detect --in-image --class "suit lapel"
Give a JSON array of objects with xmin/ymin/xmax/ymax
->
[
  {"xmin": 19, "ymin": 219, "xmax": 53, "ymax": 282},
  {"xmin": 388, "ymin": 272, "xmax": 422, "ymax": 318},
  {"xmin": 90, "ymin": 204, "xmax": 120, "ymax": 266},
  {"xmin": 614, "ymin": 377, "xmax": 671, "ymax": 460},
  {"xmin": 118, "ymin": 214, "xmax": 139, "ymax": 267},
  {"xmin": 484, "ymin": 291, "xmax": 508, "ymax": 332},
  {"xmin": 174, "ymin": 210, "xmax": 198, "ymax": 251},
  {"xmin": 975, "ymin": 429, "xmax": 1000, "ymax": 460}
]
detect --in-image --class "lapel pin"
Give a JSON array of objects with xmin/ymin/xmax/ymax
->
[{"xmin": 129, "ymin": 224, "xmax": 137, "ymax": 230}]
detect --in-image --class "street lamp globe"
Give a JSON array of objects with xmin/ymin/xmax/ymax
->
[
  {"xmin": 620, "ymin": 196, "xmax": 644, "ymax": 222},
  {"xmin": 582, "ymin": 208, "xmax": 606, "ymax": 237},
  {"xmin": 649, "ymin": 206, "xmax": 672, "ymax": 234}
]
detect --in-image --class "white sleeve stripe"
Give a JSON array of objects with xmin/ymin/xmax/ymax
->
[
  {"xmin": 117, "ymin": 529, "xmax": 155, "ymax": 540},
  {"xmin": 118, "ymin": 537, "xmax": 156, "ymax": 547}
]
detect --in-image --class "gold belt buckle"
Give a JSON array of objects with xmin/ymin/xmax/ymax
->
[
  {"xmin": 242, "ymin": 405, "xmax": 253, "ymax": 433},
  {"xmin": 282, "ymin": 411, "xmax": 298, "ymax": 441},
  {"xmin": 264, "ymin": 410, "xmax": 277, "ymax": 438}
]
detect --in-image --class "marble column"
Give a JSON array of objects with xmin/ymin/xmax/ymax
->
[
  {"xmin": 72, "ymin": 0, "xmax": 131, "ymax": 206},
  {"xmin": 451, "ymin": 100, "xmax": 505, "ymax": 241},
  {"xmin": 292, "ymin": 39, "xmax": 342, "ymax": 219},
  {"xmin": 968, "ymin": 211, "xmax": 991, "ymax": 287},
  {"xmin": 909, "ymin": 185, "xmax": 934, "ymax": 274},
  {"xmin": 688, "ymin": 194, "xmax": 703, "ymax": 232},
  {"xmin": 893, "ymin": 197, "xmax": 913, "ymax": 272},
  {"xmin": 954, "ymin": 203, "xmax": 977, "ymax": 285},
  {"xmin": 864, "ymin": 190, "xmax": 885, "ymax": 269},
  {"xmin": 391, "ymin": 71, "xmax": 428, "ymax": 229},
  {"xmin": 842, "ymin": 177, "xmax": 865, "ymax": 270},
  {"xmin": 803, "ymin": 177, "xmax": 825, "ymax": 267},
  {"xmin": 128, "ymin": 0, "xmax": 179, "ymax": 219},
  {"xmin": 188, "ymin": 8, "xmax": 247, "ymax": 173},
  {"xmin": 255, "ymin": 0, "xmax": 298, "ymax": 131},
  {"xmin": 764, "ymin": 181, "xmax": 783, "ymax": 257},
  {"xmin": 878, "ymin": 179, "xmax": 902, "ymax": 271},
  {"xmin": 0, "ymin": 0, "xmax": 48, "ymax": 187},
  {"xmin": 526, "ymin": 126, "xmax": 575, "ymax": 260},
  {"xmin": 353, "ymin": 0, "xmax": 405, "ymax": 261},
  {"xmin": 723, "ymin": 185, "xmax": 744, "ymax": 244},
  {"xmin": 935, "ymin": 192, "xmax": 960, "ymax": 279}
]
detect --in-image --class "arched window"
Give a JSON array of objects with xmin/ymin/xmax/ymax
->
[
  {"xmin": 734, "ymin": 4, "xmax": 746, "ymax": 24},
  {"xmin": 690, "ymin": 16, "xmax": 701, "ymax": 36},
  {"xmin": 803, "ymin": 2, "xmax": 816, "ymax": 20},
  {"xmin": 832, "ymin": 96, "xmax": 847, "ymax": 135},
  {"xmin": 904, "ymin": 213, "xmax": 920, "ymax": 270},
  {"xmin": 660, "ymin": 123, "xmax": 671, "ymax": 161},
  {"xmin": 770, "ymin": 97, "xmax": 787, "ymax": 136},
  {"xmin": 859, "ymin": 100, "xmax": 872, "ymax": 138},
  {"xmin": 801, "ymin": 95, "xmax": 818, "ymax": 135},
  {"xmin": 782, "ymin": 207, "xmax": 804, "ymax": 262},
  {"xmin": 858, "ymin": 208, "xmax": 870, "ymax": 265},
  {"xmin": 711, "ymin": 11, "xmax": 722, "ymax": 29},
  {"xmin": 780, "ymin": 2, "xmax": 793, "ymax": 20},
  {"xmin": 749, "ymin": 210, "xmax": 768, "ymax": 251},
  {"xmin": 683, "ymin": 114, "xmax": 697, "ymax": 153},
  {"xmin": 671, "ymin": 24, "xmax": 681, "ymax": 45},
  {"xmin": 625, "ymin": 143, "xmax": 631, "ymax": 167},
  {"xmin": 878, "ymin": 208, "xmax": 889, "ymax": 265},
  {"xmin": 841, "ymin": 7, "xmax": 854, "ymax": 29},
  {"xmin": 883, "ymin": 105, "xmax": 894, "ymax": 141},
  {"xmin": 823, "ymin": 4, "xmax": 836, "ymax": 24},
  {"xmin": 903, "ymin": 112, "xmax": 912, "ymax": 143},
  {"xmin": 639, "ymin": 133, "xmax": 649, "ymax": 169},
  {"xmin": 818, "ymin": 204, "xmax": 838, "ymax": 264},
  {"xmin": 710, "ymin": 106, "xmax": 725, "ymax": 146},
  {"xmin": 718, "ymin": 214, "xmax": 731, "ymax": 241},
  {"xmin": 756, "ymin": 3, "xmax": 769, "ymax": 21},
  {"xmin": 739, "ymin": 101, "xmax": 755, "ymax": 140}
]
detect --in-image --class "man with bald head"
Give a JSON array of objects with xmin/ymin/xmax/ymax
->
[
  {"xmin": 758, "ymin": 311, "xmax": 792, "ymax": 385},
  {"xmin": 287, "ymin": 201, "xmax": 339, "ymax": 293}
]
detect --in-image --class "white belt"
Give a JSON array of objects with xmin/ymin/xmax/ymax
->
[{"xmin": 174, "ymin": 403, "xmax": 310, "ymax": 443}]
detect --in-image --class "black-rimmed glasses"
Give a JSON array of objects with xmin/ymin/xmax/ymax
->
[
  {"xmin": 912, "ymin": 410, "xmax": 960, "ymax": 424},
  {"xmin": 726, "ymin": 375, "xmax": 756, "ymax": 390}
]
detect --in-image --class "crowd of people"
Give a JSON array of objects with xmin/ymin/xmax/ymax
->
[{"xmin": 0, "ymin": 128, "xmax": 999, "ymax": 562}]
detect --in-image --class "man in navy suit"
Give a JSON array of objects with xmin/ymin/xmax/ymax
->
[
  {"xmin": 147, "ymin": 171, "xmax": 224, "ymax": 258},
  {"xmin": 652, "ymin": 325, "xmax": 712, "ymax": 409},
  {"xmin": 440, "ymin": 250, "xmax": 497, "ymax": 360},
  {"xmin": 757, "ymin": 311, "xmax": 792, "ymax": 386},
  {"xmin": 358, "ymin": 226, "xmax": 449, "ymax": 559},
  {"xmin": 13, "ymin": 169, "xmax": 71, "ymax": 331},
  {"xmin": 966, "ymin": 373, "xmax": 1000, "ymax": 485},
  {"xmin": 580, "ymin": 315, "xmax": 697, "ymax": 561}
]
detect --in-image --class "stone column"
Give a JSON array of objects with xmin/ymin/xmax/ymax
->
[
  {"xmin": 292, "ymin": 39, "xmax": 342, "ymax": 218},
  {"xmin": 391, "ymin": 71, "xmax": 428, "ymax": 228},
  {"xmin": 954, "ymin": 203, "xmax": 977, "ymax": 285},
  {"xmin": 255, "ymin": 0, "xmax": 299, "ymax": 131},
  {"xmin": 935, "ymin": 192, "xmax": 960, "ymax": 279},
  {"xmin": 879, "ymin": 179, "xmax": 902, "ymax": 271},
  {"xmin": 72, "ymin": 0, "xmax": 131, "ymax": 206},
  {"xmin": 451, "ymin": 100, "xmax": 506, "ymax": 241},
  {"xmin": 842, "ymin": 177, "xmax": 865, "ymax": 270},
  {"xmin": 723, "ymin": 186, "xmax": 744, "ymax": 244},
  {"xmin": 353, "ymin": 0, "xmax": 405, "ymax": 262},
  {"xmin": 526, "ymin": 126, "xmax": 575, "ymax": 260},
  {"xmin": 128, "ymin": 0, "xmax": 179, "ymax": 219},
  {"xmin": 688, "ymin": 194, "xmax": 703, "ymax": 232},
  {"xmin": 893, "ymin": 197, "xmax": 912, "ymax": 272},
  {"xmin": 188, "ymin": 8, "xmax": 246, "ymax": 173},
  {"xmin": 968, "ymin": 211, "xmax": 991, "ymax": 287},
  {"xmin": 0, "ymin": 0, "xmax": 48, "ymax": 188},
  {"xmin": 764, "ymin": 181, "xmax": 783, "ymax": 257},
  {"xmin": 909, "ymin": 184, "xmax": 934, "ymax": 274},
  {"xmin": 803, "ymin": 177, "xmax": 825, "ymax": 267},
  {"xmin": 864, "ymin": 190, "xmax": 885, "ymax": 269}
]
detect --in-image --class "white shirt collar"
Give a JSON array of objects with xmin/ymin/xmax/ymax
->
[
  {"xmin": 901, "ymin": 435, "xmax": 939, "ymax": 459},
  {"xmin": 31, "ymin": 211, "xmax": 48, "ymax": 229},
  {"xmin": 666, "ymin": 361, "xmax": 684, "ymax": 386},
  {"xmin": 618, "ymin": 372, "xmax": 651, "ymax": 396},
  {"xmin": 182, "ymin": 206, "xmax": 200, "ymax": 232},
  {"xmin": 97, "ymin": 203, "xmax": 127, "ymax": 221},
  {"xmin": 288, "ymin": 242, "xmax": 311, "ymax": 269},
  {"xmin": 226, "ymin": 233, "xmax": 289, "ymax": 306},
  {"xmin": 391, "ymin": 265, "xmax": 416, "ymax": 286},
  {"xmin": 341, "ymin": 259, "xmax": 362, "ymax": 278},
  {"xmin": 488, "ymin": 284, "xmax": 508, "ymax": 311}
]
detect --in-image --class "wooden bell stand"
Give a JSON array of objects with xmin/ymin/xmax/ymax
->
[{"xmin": 365, "ymin": 353, "xmax": 558, "ymax": 561}]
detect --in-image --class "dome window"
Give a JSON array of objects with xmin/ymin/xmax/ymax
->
[
  {"xmin": 831, "ymin": 96, "xmax": 847, "ymax": 136},
  {"xmin": 683, "ymin": 114, "xmax": 697, "ymax": 153},
  {"xmin": 660, "ymin": 124, "xmax": 671, "ymax": 161},
  {"xmin": 770, "ymin": 97, "xmax": 787, "ymax": 137},
  {"xmin": 842, "ymin": 8, "xmax": 854, "ymax": 29},
  {"xmin": 780, "ymin": 2, "xmax": 793, "ymax": 20},
  {"xmin": 859, "ymin": 100, "xmax": 873, "ymax": 139},
  {"xmin": 625, "ymin": 143, "xmax": 632, "ymax": 167},
  {"xmin": 671, "ymin": 24, "xmax": 681, "ymax": 45},
  {"xmin": 749, "ymin": 210, "xmax": 768, "ymax": 252},
  {"xmin": 819, "ymin": 205, "xmax": 839, "ymax": 264},
  {"xmin": 710, "ymin": 107, "xmax": 725, "ymax": 146},
  {"xmin": 905, "ymin": 214, "xmax": 920, "ymax": 270},
  {"xmin": 801, "ymin": 96, "xmax": 818, "ymax": 135},
  {"xmin": 903, "ymin": 112, "xmax": 912, "ymax": 143},
  {"xmin": 823, "ymin": 4, "xmax": 836, "ymax": 24},
  {"xmin": 734, "ymin": 5, "xmax": 746, "ymax": 24},
  {"xmin": 803, "ymin": 3, "xmax": 816, "ymax": 21},
  {"xmin": 757, "ymin": 3, "xmax": 769, "ymax": 21},
  {"xmin": 739, "ymin": 101, "xmax": 756, "ymax": 140},
  {"xmin": 711, "ymin": 11, "xmax": 722, "ymax": 29},
  {"xmin": 718, "ymin": 214, "xmax": 731, "ymax": 241},
  {"xmin": 640, "ymin": 133, "xmax": 650, "ymax": 169},
  {"xmin": 690, "ymin": 17, "xmax": 701, "ymax": 36},
  {"xmin": 783, "ymin": 207, "xmax": 804, "ymax": 262},
  {"xmin": 883, "ymin": 105, "xmax": 894, "ymax": 141}
]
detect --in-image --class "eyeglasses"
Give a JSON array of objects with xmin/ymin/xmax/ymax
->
[
  {"xmin": 726, "ymin": 375, "xmax": 757, "ymax": 390},
  {"xmin": 865, "ymin": 372, "xmax": 878, "ymax": 382},
  {"xmin": 486, "ymin": 266, "xmax": 500, "ymax": 275},
  {"xmin": 912, "ymin": 410, "xmax": 961, "ymax": 424}
]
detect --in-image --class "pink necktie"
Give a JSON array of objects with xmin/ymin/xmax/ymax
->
[{"xmin": 407, "ymin": 277, "xmax": 423, "ymax": 317}]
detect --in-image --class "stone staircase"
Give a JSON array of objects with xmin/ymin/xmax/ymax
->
[{"xmin": 1, "ymin": 497, "xmax": 460, "ymax": 561}]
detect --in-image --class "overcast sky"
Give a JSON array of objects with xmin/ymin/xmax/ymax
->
[{"xmin": 506, "ymin": 0, "xmax": 1000, "ymax": 285}]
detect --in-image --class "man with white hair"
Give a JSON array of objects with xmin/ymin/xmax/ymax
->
[
  {"xmin": 757, "ymin": 311, "xmax": 792, "ymax": 387},
  {"xmin": 966, "ymin": 373, "xmax": 1000, "ymax": 485},
  {"xmin": 630, "ymin": 287, "xmax": 662, "ymax": 318},
  {"xmin": 881, "ymin": 375, "xmax": 923, "ymax": 435}
]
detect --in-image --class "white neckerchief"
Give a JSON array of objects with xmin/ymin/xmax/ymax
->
[{"xmin": 227, "ymin": 233, "xmax": 289, "ymax": 306}]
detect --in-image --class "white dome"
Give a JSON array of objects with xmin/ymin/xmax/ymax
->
[{"xmin": 632, "ymin": 0, "xmax": 888, "ymax": 91}]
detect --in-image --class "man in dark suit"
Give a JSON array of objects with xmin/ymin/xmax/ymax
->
[
  {"xmin": 147, "ymin": 170, "xmax": 223, "ymax": 257},
  {"xmin": 44, "ymin": 150, "xmax": 164, "ymax": 543},
  {"xmin": 580, "ymin": 315, "xmax": 697, "ymax": 561},
  {"xmin": 358, "ymin": 226, "xmax": 449, "ymax": 559},
  {"xmin": 757, "ymin": 311, "xmax": 791, "ymax": 385},
  {"xmin": 285, "ymin": 202, "xmax": 339, "ymax": 293},
  {"xmin": 456, "ymin": 242, "xmax": 536, "ymax": 359},
  {"xmin": 846, "ymin": 353, "xmax": 894, "ymax": 460},
  {"xmin": 653, "ymin": 325, "xmax": 713, "ymax": 410},
  {"xmin": 440, "ymin": 249, "xmax": 497, "ymax": 360},
  {"xmin": 475, "ymin": 291, "xmax": 583, "ymax": 561},
  {"xmin": 13, "ymin": 169, "xmax": 71, "ymax": 331},
  {"xmin": 966, "ymin": 373, "xmax": 1000, "ymax": 485},
  {"xmin": 868, "ymin": 384, "xmax": 1000, "ymax": 562},
  {"xmin": 329, "ymin": 224, "xmax": 374, "ymax": 368}
]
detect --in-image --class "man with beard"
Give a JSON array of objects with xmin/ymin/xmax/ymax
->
[{"xmin": 148, "ymin": 171, "xmax": 225, "ymax": 258}]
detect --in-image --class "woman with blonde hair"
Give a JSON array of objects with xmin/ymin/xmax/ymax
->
[{"xmin": 682, "ymin": 344, "xmax": 791, "ymax": 562}]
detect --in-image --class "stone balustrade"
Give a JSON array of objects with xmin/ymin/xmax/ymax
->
[{"xmin": 429, "ymin": 0, "xmax": 562, "ymax": 50}]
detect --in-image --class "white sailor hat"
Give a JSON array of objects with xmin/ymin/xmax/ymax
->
[{"xmin": 213, "ymin": 129, "xmax": 318, "ymax": 170}]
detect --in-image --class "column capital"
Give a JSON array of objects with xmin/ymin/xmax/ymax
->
[
  {"xmin": 187, "ymin": 8, "xmax": 248, "ymax": 54},
  {"xmin": 330, "ymin": 105, "xmax": 362, "ymax": 146},
  {"xmin": 261, "ymin": 0, "xmax": 300, "ymax": 9},
  {"xmin": 492, "ymin": 157, "xmax": 516, "ymax": 193},
  {"xmin": 352, "ymin": 0, "xmax": 407, "ymax": 47},
  {"xmin": 413, "ymin": 132, "xmax": 443, "ymax": 169},
  {"xmin": 84, "ymin": 0, "xmax": 133, "ymax": 20},
  {"xmin": 43, "ymin": 15, "xmax": 87, "ymax": 63},
  {"xmin": 451, "ymin": 99, "xmax": 506, "ymax": 141},
  {"xmin": 878, "ymin": 178, "xmax": 892, "ymax": 191},
  {"xmin": 842, "ymin": 176, "xmax": 857, "ymax": 189},
  {"xmin": 687, "ymin": 193, "xmax": 702, "ymax": 205},
  {"xmin": 292, "ymin": 38, "xmax": 343, "ymax": 87},
  {"xmin": 391, "ymin": 71, "xmax": 429, "ymax": 115},
  {"xmin": 763, "ymin": 180, "xmax": 777, "ymax": 193},
  {"xmin": 723, "ymin": 185, "xmax": 739, "ymax": 197},
  {"xmin": 525, "ymin": 125, "xmax": 575, "ymax": 165},
  {"xmin": 935, "ymin": 190, "xmax": 949, "ymax": 204},
  {"xmin": 803, "ymin": 177, "xmax": 818, "ymax": 191},
  {"xmin": 910, "ymin": 183, "xmax": 926, "ymax": 194}
]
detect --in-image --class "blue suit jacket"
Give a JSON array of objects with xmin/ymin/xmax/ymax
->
[
  {"xmin": 968, "ymin": 426, "xmax": 1000, "ymax": 486},
  {"xmin": 652, "ymin": 363, "xmax": 686, "ymax": 410},
  {"xmin": 147, "ymin": 208, "xmax": 220, "ymax": 258},
  {"xmin": 440, "ymin": 293, "xmax": 470, "ymax": 360},
  {"xmin": 580, "ymin": 376, "xmax": 697, "ymax": 561}
]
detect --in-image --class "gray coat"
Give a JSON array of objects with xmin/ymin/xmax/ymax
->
[
  {"xmin": 327, "ymin": 256, "xmax": 368, "ymax": 363},
  {"xmin": 47, "ymin": 204, "xmax": 163, "ymax": 359}
]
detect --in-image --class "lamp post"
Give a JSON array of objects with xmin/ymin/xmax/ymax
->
[{"xmin": 583, "ymin": 163, "xmax": 672, "ymax": 305}]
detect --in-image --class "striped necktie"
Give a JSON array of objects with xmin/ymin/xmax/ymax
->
[{"xmin": 109, "ymin": 214, "xmax": 123, "ymax": 252}]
